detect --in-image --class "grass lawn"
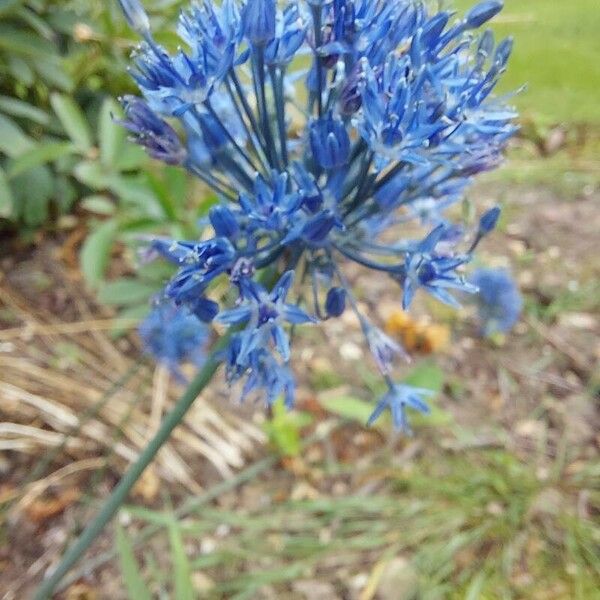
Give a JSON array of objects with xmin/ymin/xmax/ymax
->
[{"xmin": 455, "ymin": 0, "xmax": 600, "ymax": 124}]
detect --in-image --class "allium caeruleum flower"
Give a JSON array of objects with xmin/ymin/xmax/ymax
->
[
  {"xmin": 367, "ymin": 382, "xmax": 432, "ymax": 434},
  {"xmin": 139, "ymin": 301, "xmax": 210, "ymax": 380},
  {"xmin": 120, "ymin": 0, "xmax": 516, "ymax": 432},
  {"xmin": 470, "ymin": 268, "xmax": 522, "ymax": 336}
]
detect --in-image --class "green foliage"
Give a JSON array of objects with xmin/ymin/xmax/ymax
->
[
  {"xmin": 264, "ymin": 398, "xmax": 313, "ymax": 457},
  {"xmin": 79, "ymin": 219, "xmax": 118, "ymax": 288},
  {"xmin": 0, "ymin": 0, "xmax": 189, "ymax": 234}
]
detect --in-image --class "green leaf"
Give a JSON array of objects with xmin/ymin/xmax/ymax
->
[
  {"xmin": 0, "ymin": 95, "xmax": 49, "ymax": 125},
  {"xmin": 80, "ymin": 220, "xmax": 117, "ymax": 288},
  {"xmin": 16, "ymin": 5, "xmax": 54, "ymax": 39},
  {"xmin": 33, "ymin": 56, "xmax": 73, "ymax": 92},
  {"xmin": 163, "ymin": 167, "xmax": 189, "ymax": 207},
  {"xmin": 6, "ymin": 55, "xmax": 34, "ymax": 87},
  {"xmin": 80, "ymin": 195, "xmax": 116, "ymax": 215},
  {"xmin": 108, "ymin": 175, "xmax": 163, "ymax": 215},
  {"xmin": 54, "ymin": 176, "xmax": 77, "ymax": 214},
  {"xmin": 97, "ymin": 278, "xmax": 156, "ymax": 306},
  {"xmin": 168, "ymin": 523, "xmax": 195, "ymax": 600},
  {"xmin": 6, "ymin": 141, "xmax": 75, "ymax": 178},
  {"xmin": 319, "ymin": 394, "xmax": 375, "ymax": 425},
  {"xmin": 136, "ymin": 260, "xmax": 175, "ymax": 282},
  {"xmin": 0, "ymin": 165, "xmax": 14, "ymax": 218},
  {"xmin": 0, "ymin": 114, "xmax": 34, "ymax": 157},
  {"xmin": 12, "ymin": 165, "xmax": 53, "ymax": 226},
  {"xmin": 73, "ymin": 160, "xmax": 108, "ymax": 189},
  {"xmin": 404, "ymin": 361, "xmax": 444, "ymax": 393},
  {"xmin": 0, "ymin": 1, "xmax": 21, "ymax": 17},
  {"xmin": 264, "ymin": 397, "xmax": 313, "ymax": 457},
  {"xmin": 147, "ymin": 171, "xmax": 178, "ymax": 220},
  {"xmin": 99, "ymin": 98, "xmax": 125, "ymax": 168},
  {"xmin": 115, "ymin": 524, "xmax": 152, "ymax": 600},
  {"xmin": 112, "ymin": 144, "xmax": 147, "ymax": 171},
  {"xmin": 50, "ymin": 93, "xmax": 93, "ymax": 151},
  {"xmin": 0, "ymin": 24, "xmax": 55, "ymax": 56}
]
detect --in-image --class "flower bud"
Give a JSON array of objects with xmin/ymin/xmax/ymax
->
[
  {"xmin": 209, "ymin": 205, "xmax": 239, "ymax": 238},
  {"xmin": 118, "ymin": 96, "xmax": 186, "ymax": 165},
  {"xmin": 118, "ymin": 0, "xmax": 150, "ymax": 33},
  {"xmin": 478, "ymin": 206, "xmax": 501, "ymax": 234},
  {"xmin": 301, "ymin": 210, "xmax": 337, "ymax": 243},
  {"xmin": 465, "ymin": 0, "xmax": 503, "ymax": 29},
  {"xmin": 309, "ymin": 113, "xmax": 350, "ymax": 170},
  {"xmin": 325, "ymin": 287, "xmax": 346, "ymax": 317},
  {"xmin": 242, "ymin": 0, "xmax": 276, "ymax": 45}
]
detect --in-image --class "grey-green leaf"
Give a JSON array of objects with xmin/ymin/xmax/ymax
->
[
  {"xmin": 99, "ymin": 98, "xmax": 125, "ymax": 168},
  {"xmin": 0, "ymin": 114, "xmax": 34, "ymax": 157},
  {"xmin": 0, "ymin": 166, "xmax": 14, "ymax": 218},
  {"xmin": 80, "ymin": 195, "xmax": 116, "ymax": 215},
  {"xmin": 50, "ymin": 93, "xmax": 93, "ymax": 151},
  {"xmin": 80, "ymin": 220, "xmax": 118, "ymax": 288},
  {"xmin": 0, "ymin": 95, "xmax": 50, "ymax": 125},
  {"xmin": 6, "ymin": 141, "xmax": 75, "ymax": 179},
  {"xmin": 73, "ymin": 160, "xmax": 109, "ymax": 190},
  {"xmin": 97, "ymin": 278, "xmax": 156, "ymax": 306},
  {"xmin": 12, "ymin": 165, "xmax": 54, "ymax": 226},
  {"xmin": 319, "ymin": 395, "xmax": 376, "ymax": 425}
]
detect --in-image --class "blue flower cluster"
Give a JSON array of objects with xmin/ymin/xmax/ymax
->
[
  {"xmin": 119, "ymin": 0, "xmax": 515, "ymax": 432},
  {"xmin": 138, "ymin": 301, "xmax": 210, "ymax": 380},
  {"xmin": 470, "ymin": 268, "xmax": 522, "ymax": 336}
]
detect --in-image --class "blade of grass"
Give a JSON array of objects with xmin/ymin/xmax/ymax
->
[
  {"xmin": 115, "ymin": 524, "xmax": 153, "ymax": 600},
  {"xmin": 168, "ymin": 521, "xmax": 195, "ymax": 600}
]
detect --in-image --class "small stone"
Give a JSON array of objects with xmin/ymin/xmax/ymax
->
[
  {"xmin": 200, "ymin": 536, "xmax": 217, "ymax": 554},
  {"xmin": 290, "ymin": 481, "xmax": 320, "ymax": 501},
  {"xmin": 349, "ymin": 573, "xmax": 369, "ymax": 591},
  {"xmin": 563, "ymin": 395, "xmax": 597, "ymax": 446},
  {"xmin": 65, "ymin": 583, "xmax": 97, "ymax": 600},
  {"xmin": 507, "ymin": 239, "xmax": 527, "ymax": 256},
  {"xmin": 486, "ymin": 501, "xmax": 504, "ymax": 516},
  {"xmin": 536, "ymin": 466, "xmax": 550, "ymax": 481},
  {"xmin": 340, "ymin": 341, "xmax": 363, "ymax": 360},
  {"xmin": 547, "ymin": 246, "xmax": 561, "ymax": 259},
  {"xmin": 192, "ymin": 572, "xmax": 215, "ymax": 595},
  {"xmin": 543, "ymin": 126, "xmax": 566, "ymax": 154},
  {"xmin": 293, "ymin": 580, "xmax": 340, "ymax": 600},
  {"xmin": 518, "ymin": 270, "xmax": 534, "ymax": 287},
  {"xmin": 528, "ymin": 488, "xmax": 564, "ymax": 521},
  {"xmin": 557, "ymin": 312, "xmax": 597, "ymax": 330},
  {"xmin": 515, "ymin": 419, "xmax": 545, "ymax": 439},
  {"xmin": 376, "ymin": 557, "xmax": 419, "ymax": 600}
]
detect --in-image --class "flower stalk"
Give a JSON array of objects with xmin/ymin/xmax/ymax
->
[{"xmin": 34, "ymin": 333, "xmax": 231, "ymax": 600}]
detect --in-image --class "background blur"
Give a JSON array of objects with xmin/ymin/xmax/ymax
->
[{"xmin": 1, "ymin": 1, "xmax": 598, "ymax": 598}]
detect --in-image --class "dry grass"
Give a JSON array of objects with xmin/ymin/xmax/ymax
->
[{"xmin": 0, "ymin": 262, "xmax": 266, "ymax": 521}]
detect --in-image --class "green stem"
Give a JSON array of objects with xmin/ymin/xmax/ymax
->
[{"xmin": 33, "ymin": 334, "xmax": 231, "ymax": 600}]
